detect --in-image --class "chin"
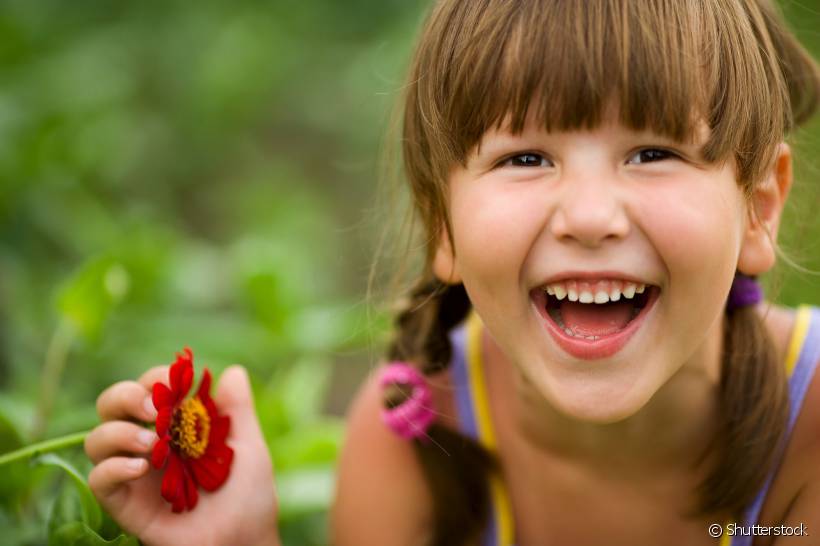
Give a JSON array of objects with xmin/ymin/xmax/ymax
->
[
  {"xmin": 530, "ymin": 367, "xmax": 655, "ymax": 425},
  {"xmin": 555, "ymin": 394, "xmax": 647, "ymax": 424}
]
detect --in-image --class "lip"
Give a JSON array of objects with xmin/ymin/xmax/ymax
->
[
  {"xmin": 535, "ymin": 270, "xmax": 655, "ymax": 288},
  {"xmin": 530, "ymin": 285, "xmax": 660, "ymax": 360}
]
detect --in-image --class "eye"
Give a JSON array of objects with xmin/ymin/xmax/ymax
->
[
  {"xmin": 499, "ymin": 152, "xmax": 552, "ymax": 168},
  {"xmin": 626, "ymin": 148, "xmax": 678, "ymax": 165}
]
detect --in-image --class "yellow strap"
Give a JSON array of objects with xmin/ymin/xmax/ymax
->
[
  {"xmin": 785, "ymin": 305, "xmax": 812, "ymax": 377},
  {"xmin": 466, "ymin": 311, "xmax": 516, "ymax": 546}
]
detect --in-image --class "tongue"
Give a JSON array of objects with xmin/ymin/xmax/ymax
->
[{"xmin": 559, "ymin": 300, "xmax": 634, "ymax": 336}]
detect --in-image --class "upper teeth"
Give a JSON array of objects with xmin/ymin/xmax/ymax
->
[{"xmin": 544, "ymin": 280, "xmax": 647, "ymax": 304}]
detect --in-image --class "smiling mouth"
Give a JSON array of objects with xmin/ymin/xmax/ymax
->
[{"xmin": 532, "ymin": 285, "xmax": 659, "ymax": 340}]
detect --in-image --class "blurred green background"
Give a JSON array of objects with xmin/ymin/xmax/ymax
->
[{"xmin": 0, "ymin": 0, "xmax": 819, "ymax": 545}]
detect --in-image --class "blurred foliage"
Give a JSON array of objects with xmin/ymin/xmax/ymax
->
[
  {"xmin": 755, "ymin": 1, "xmax": 820, "ymax": 303},
  {"xmin": 0, "ymin": 0, "xmax": 426, "ymax": 543},
  {"xmin": 0, "ymin": 0, "xmax": 819, "ymax": 545}
]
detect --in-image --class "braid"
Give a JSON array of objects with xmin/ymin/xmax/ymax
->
[
  {"xmin": 694, "ymin": 305, "xmax": 789, "ymax": 519},
  {"xmin": 385, "ymin": 274, "xmax": 496, "ymax": 546},
  {"xmin": 388, "ymin": 277, "xmax": 471, "ymax": 372}
]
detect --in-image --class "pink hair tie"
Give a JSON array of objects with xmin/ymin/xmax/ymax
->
[{"xmin": 380, "ymin": 362, "xmax": 436, "ymax": 442}]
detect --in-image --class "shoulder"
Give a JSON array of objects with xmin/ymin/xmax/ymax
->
[{"xmin": 331, "ymin": 364, "xmax": 459, "ymax": 546}]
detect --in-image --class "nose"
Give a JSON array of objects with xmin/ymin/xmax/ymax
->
[{"xmin": 549, "ymin": 171, "xmax": 630, "ymax": 248}]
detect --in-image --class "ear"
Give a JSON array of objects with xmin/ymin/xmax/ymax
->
[
  {"xmin": 431, "ymin": 222, "xmax": 462, "ymax": 284},
  {"xmin": 737, "ymin": 143, "xmax": 793, "ymax": 276}
]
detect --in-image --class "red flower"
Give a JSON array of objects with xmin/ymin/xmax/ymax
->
[{"xmin": 151, "ymin": 347, "xmax": 233, "ymax": 512}]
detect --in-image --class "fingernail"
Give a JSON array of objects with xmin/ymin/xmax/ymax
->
[
  {"xmin": 137, "ymin": 429, "xmax": 155, "ymax": 448},
  {"xmin": 127, "ymin": 458, "xmax": 146, "ymax": 472},
  {"xmin": 143, "ymin": 396, "xmax": 157, "ymax": 419}
]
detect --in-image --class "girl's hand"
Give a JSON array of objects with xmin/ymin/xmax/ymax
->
[{"xmin": 84, "ymin": 365, "xmax": 280, "ymax": 546}]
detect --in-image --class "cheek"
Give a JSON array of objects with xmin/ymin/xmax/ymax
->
[
  {"xmin": 640, "ymin": 177, "xmax": 745, "ymax": 324},
  {"xmin": 450, "ymin": 182, "xmax": 544, "ymax": 292},
  {"xmin": 643, "ymin": 180, "xmax": 742, "ymax": 272}
]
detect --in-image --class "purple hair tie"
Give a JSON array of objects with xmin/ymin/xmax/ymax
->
[
  {"xmin": 726, "ymin": 273, "xmax": 763, "ymax": 310},
  {"xmin": 380, "ymin": 362, "xmax": 435, "ymax": 442}
]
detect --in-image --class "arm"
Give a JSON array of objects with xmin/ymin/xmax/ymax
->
[{"xmin": 331, "ymin": 368, "xmax": 434, "ymax": 546}]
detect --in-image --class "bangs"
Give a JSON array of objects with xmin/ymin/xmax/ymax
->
[
  {"xmin": 489, "ymin": 1, "xmax": 708, "ymax": 142},
  {"xmin": 406, "ymin": 0, "xmax": 803, "ymax": 188}
]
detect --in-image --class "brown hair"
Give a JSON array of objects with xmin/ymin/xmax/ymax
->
[{"xmin": 380, "ymin": 1, "xmax": 820, "ymax": 544}]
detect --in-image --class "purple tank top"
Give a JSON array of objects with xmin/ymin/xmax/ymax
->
[{"xmin": 450, "ymin": 306, "xmax": 820, "ymax": 546}]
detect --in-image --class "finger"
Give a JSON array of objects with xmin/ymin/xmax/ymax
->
[
  {"xmin": 88, "ymin": 456, "xmax": 150, "ymax": 513},
  {"xmin": 85, "ymin": 421, "xmax": 157, "ymax": 464},
  {"xmin": 138, "ymin": 365, "xmax": 170, "ymax": 391},
  {"xmin": 214, "ymin": 365, "xmax": 264, "ymax": 441},
  {"xmin": 97, "ymin": 381, "xmax": 157, "ymax": 423}
]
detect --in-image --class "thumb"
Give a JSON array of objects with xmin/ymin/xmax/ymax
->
[{"xmin": 213, "ymin": 365, "xmax": 262, "ymax": 440}]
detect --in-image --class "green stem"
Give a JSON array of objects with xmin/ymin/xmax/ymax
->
[{"xmin": 0, "ymin": 430, "xmax": 90, "ymax": 467}]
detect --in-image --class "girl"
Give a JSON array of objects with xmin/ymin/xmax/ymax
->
[{"xmin": 84, "ymin": 0, "xmax": 820, "ymax": 545}]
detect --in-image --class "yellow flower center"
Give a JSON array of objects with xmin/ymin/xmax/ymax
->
[{"xmin": 171, "ymin": 397, "xmax": 210, "ymax": 458}]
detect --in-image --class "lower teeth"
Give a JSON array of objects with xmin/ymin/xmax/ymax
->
[
  {"xmin": 546, "ymin": 303, "xmax": 643, "ymax": 341},
  {"xmin": 566, "ymin": 330, "xmax": 600, "ymax": 341}
]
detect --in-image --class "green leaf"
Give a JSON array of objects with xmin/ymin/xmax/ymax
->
[
  {"xmin": 0, "ymin": 402, "xmax": 32, "ymax": 507},
  {"xmin": 50, "ymin": 520, "xmax": 139, "ymax": 546},
  {"xmin": 35, "ymin": 453, "xmax": 102, "ymax": 532},
  {"xmin": 0, "ymin": 458, "xmax": 36, "ymax": 510},
  {"xmin": 0, "ymin": 402, "xmax": 23, "ymax": 454},
  {"xmin": 57, "ymin": 256, "xmax": 130, "ymax": 342},
  {"xmin": 49, "ymin": 484, "xmax": 84, "ymax": 543}
]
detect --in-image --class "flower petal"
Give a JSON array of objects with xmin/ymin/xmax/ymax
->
[
  {"xmin": 183, "ymin": 464, "xmax": 199, "ymax": 511},
  {"xmin": 156, "ymin": 407, "xmax": 173, "ymax": 437},
  {"xmin": 170, "ymin": 349, "xmax": 193, "ymax": 398},
  {"xmin": 208, "ymin": 415, "xmax": 230, "ymax": 445},
  {"xmin": 189, "ymin": 444, "xmax": 233, "ymax": 491},
  {"xmin": 196, "ymin": 368, "xmax": 212, "ymax": 400},
  {"xmin": 152, "ymin": 382, "xmax": 174, "ymax": 410},
  {"xmin": 151, "ymin": 436, "xmax": 170, "ymax": 469},
  {"xmin": 196, "ymin": 370, "xmax": 220, "ymax": 421},
  {"xmin": 200, "ymin": 396, "xmax": 217, "ymax": 420},
  {"xmin": 161, "ymin": 454, "xmax": 186, "ymax": 513},
  {"xmin": 172, "ymin": 493, "xmax": 185, "ymax": 513}
]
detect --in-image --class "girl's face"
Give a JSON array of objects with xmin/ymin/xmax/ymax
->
[{"xmin": 440, "ymin": 112, "xmax": 747, "ymax": 423}]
